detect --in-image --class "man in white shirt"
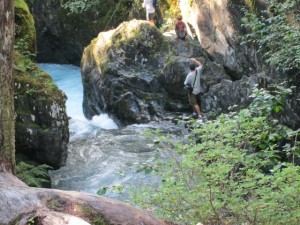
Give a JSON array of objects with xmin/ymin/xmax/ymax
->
[
  {"xmin": 184, "ymin": 58, "xmax": 204, "ymax": 119},
  {"xmin": 142, "ymin": 0, "xmax": 155, "ymax": 24}
]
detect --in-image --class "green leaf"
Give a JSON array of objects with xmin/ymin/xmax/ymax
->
[{"xmin": 96, "ymin": 186, "xmax": 108, "ymax": 195}]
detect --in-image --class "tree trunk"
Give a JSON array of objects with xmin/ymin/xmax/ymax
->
[
  {"xmin": 0, "ymin": 173, "xmax": 175, "ymax": 225},
  {"xmin": 0, "ymin": 0, "xmax": 15, "ymax": 173}
]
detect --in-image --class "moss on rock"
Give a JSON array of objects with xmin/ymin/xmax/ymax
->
[
  {"xmin": 13, "ymin": 51, "xmax": 62, "ymax": 101},
  {"xmin": 14, "ymin": 0, "xmax": 36, "ymax": 55},
  {"xmin": 82, "ymin": 19, "xmax": 166, "ymax": 73}
]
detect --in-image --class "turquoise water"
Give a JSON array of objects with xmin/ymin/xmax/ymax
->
[
  {"xmin": 38, "ymin": 63, "xmax": 118, "ymax": 137},
  {"xmin": 38, "ymin": 64, "xmax": 181, "ymax": 201}
]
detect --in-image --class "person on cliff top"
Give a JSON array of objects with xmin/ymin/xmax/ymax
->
[
  {"xmin": 184, "ymin": 58, "xmax": 204, "ymax": 119},
  {"xmin": 175, "ymin": 15, "xmax": 188, "ymax": 40},
  {"xmin": 142, "ymin": 0, "xmax": 156, "ymax": 24}
]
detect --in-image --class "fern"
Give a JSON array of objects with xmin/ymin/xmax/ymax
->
[{"xmin": 16, "ymin": 162, "xmax": 52, "ymax": 187}]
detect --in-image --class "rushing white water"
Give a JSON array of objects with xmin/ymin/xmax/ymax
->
[
  {"xmin": 38, "ymin": 64, "xmax": 182, "ymax": 201},
  {"xmin": 38, "ymin": 64, "xmax": 118, "ymax": 138}
]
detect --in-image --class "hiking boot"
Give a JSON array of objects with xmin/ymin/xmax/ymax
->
[{"xmin": 192, "ymin": 113, "xmax": 198, "ymax": 119}]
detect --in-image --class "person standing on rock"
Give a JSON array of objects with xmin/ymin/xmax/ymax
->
[
  {"xmin": 184, "ymin": 58, "xmax": 204, "ymax": 119},
  {"xmin": 142, "ymin": 0, "xmax": 156, "ymax": 24},
  {"xmin": 175, "ymin": 15, "xmax": 188, "ymax": 40}
]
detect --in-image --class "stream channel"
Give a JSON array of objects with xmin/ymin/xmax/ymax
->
[{"xmin": 38, "ymin": 64, "xmax": 187, "ymax": 202}]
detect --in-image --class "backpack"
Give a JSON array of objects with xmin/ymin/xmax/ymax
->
[
  {"xmin": 153, "ymin": 0, "xmax": 158, "ymax": 7},
  {"xmin": 176, "ymin": 21, "xmax": 186, "ymax": 38}
]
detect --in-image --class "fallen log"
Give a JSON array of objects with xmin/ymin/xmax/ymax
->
[{"xmin": 0, "ymin": 172, "xmax": 174, "ymax": 225}]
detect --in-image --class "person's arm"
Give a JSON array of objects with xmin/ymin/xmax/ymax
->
[
  {"xmin": 183, "ymin": 22, "xmax": 187, "ymax": 32},
  {"xmin": 175, "ymin": 21, "xmax": 178, "ymax": 31},
  {"xmin": 190, "ymin": 58, "xmax": 204, "ymax": 67},
  {"xmin": 184, "ymin": 74, "xmax": 192, "ymax": 85}
]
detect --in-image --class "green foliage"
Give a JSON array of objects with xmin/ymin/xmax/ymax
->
[
  {"xmin": 97, "ymin": 184, "xmax": 124, "ymax": 196},
  {"xmin": 61, "ymin": 0, "xmax": 134, "ymax": 29},
  {"xmin": 13, "ymin": 51, "xmax": 61, "ymax": 100},
  {"xmin": 14, "ymin": 35, "xmax": 36, "ymax": 59},
  {"xmin": 16, "ymin": 162, "xmax": 52, "ymax": 187},
  {"xmin": 249, "ymin": 83, "xmax": 293, "ymax": 117},
  {"xmin": 61, "ymin": 0, "xmax": 88, "ymax": 14},
  {"xmin": 15, "ymin": 0, "xmax": 31, "ymax": 14},
  {"xmin": 132, "ymin": 86, "xmax": 300, "ymax": 224},
  {"xmin": 92, "ymin": 218, "xmax": 108, "ymax": 225},
  {"xmin": 241, "ymin": 0, "xmax": 300, "ymax": 72},
  {"xmin": 82, "ymin": 207, "xmax": 110, "ymax": 225}
]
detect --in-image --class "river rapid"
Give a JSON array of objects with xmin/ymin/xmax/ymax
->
[{"xmin": 38, "ymin": 64, "xmax": 186, "ymax": 202}]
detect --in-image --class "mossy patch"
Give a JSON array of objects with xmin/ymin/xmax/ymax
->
[
  {"xmin": 13, "ymin": 51, "xmax": 63, "ymax": 101},
  {"xmin": 111, "ymin": 21, "xmax": 165, "ymax": 53},
  {"xmin": 46, "ymin": 198, "xmax": 66, "ymax": 212},
  {"xmin": 86, "ymin": 20, "xmax": 168, "ymax": 71},
  {"xmin": 46, "ymin": 199, "xmax": 111, "ymax": 225},
  {"xmin": 14, "ymin": 0, "xmax": 36, "ymax": 55},
  {"xmin": 14, "ymin": 0, "xmax": 30, "ymax": 14}
]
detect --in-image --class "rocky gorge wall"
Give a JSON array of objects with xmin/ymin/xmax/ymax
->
[
  {"xmin": 80, "ymin": 0, "xmax": 299, "ymax": 128},
  {"xmin": 14, "ymin": 0, "xmax": 69, "ymax": 168},
  {"xmin": 27, "ymin": 0, "xmax": 299, "ymax": 129}
]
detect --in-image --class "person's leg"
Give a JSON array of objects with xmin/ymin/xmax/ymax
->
[
  {"xmin": 196, "ymin": 94, "xmax": 202, "ymax": 116},
  {"xmin": 193, "ymin": 103, "xmax": 201, "ymax": 115},
  {"xmin": 149, "ymin": 12, "xmax": 155, "ymax": 24},
  {"xmin": 189, "ymin": 93, "xmax": 201, "ymax": 117},
  {"xmin": 190, "ymin": 93, "xmax": 202, "ymax": 117}
]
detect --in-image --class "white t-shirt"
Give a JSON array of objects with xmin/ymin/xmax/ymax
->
[
  {"xmin": 142, "ymin": 0, "xmax": 155, "ymax": 13},
  {"xmin": 184, "ymin": 66, "xmax": 203, "ymax": 95}
]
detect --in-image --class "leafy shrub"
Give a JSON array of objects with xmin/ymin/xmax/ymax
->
[
  {"xmin": 241, "ymin": 0, "xmax": 300, "ymax": 72},
  {"xmin": 16, "ymin": 161, "xmax": 52, "ymax": 187},
  {"xmin": 132, "ymin": 86, "xmax": 300, "ymax": 224}
]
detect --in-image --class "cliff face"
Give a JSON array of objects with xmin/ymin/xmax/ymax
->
[
  {"xmin": 179, "ymin": 0, "xmax": 267, "ymax": 79},
  {"xmin": 27, "ymin": 0, "xmax": 140, "ymax": 65},
  {"xmin": 179, "ymin": 0, "xmax": 299, "ymax": 128},
  {"xmin": 14, "ymin": 0, "xmax": 69, "ymax": 168},
  {"xmin": 27, "ymin": 0, "xmax": 83, "ymax": 65}
]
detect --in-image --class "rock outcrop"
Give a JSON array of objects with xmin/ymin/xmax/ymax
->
[
  {"xmin": 81, "ymin": 20, "xmax": 265, "ymax": 125},
  {"xmin": 14, "ymin": 0, "xmax": 69, "ymax": 168},
  {"xmin": 0, "ymin": 172, "xmax": 174, "ymax": 225}
]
